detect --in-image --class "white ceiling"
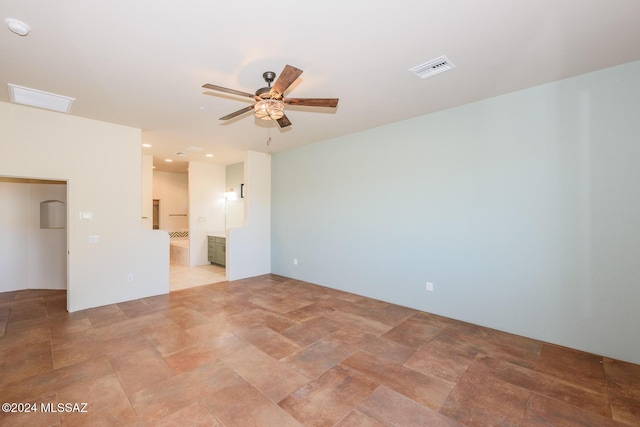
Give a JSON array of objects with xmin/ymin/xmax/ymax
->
[{"xmin": 2, "ymin": 1, "xmax": 639, "ymax": 173}]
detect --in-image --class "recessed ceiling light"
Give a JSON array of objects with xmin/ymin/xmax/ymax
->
[
  {"xmin": 176, "ymin": 151, "xmax": 187, "ymax": 157},
  {"xmin": 142, "ymin": 143, "xmax": 152, "ymax": 148},
  {"xmin": 205, "ymin": 154, "xmax": 214, "ymax": 158},
  {"xmin": 5, "ymin": 18, "xmax": 30, "ymax": 36},
  {"xmin": 8, "ymin": 83, "xmax": 75, "ymax": 113},
  {"xmin": 165, "ymin": 159, "xmax": 173, "ymax": 163}
]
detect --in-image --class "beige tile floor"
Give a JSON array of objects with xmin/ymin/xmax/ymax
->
[
  {"xmin": 170, "ymin": 263, "xmax": 226, "ymax": 291},
  {"xmin": 1, "ymin": 275, "xmax": 639, "ymax": 426}
]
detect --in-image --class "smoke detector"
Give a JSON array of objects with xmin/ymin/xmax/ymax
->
[
  {"xmin": 5, "ymin": 18, "xmax": 30, "ymax": 36},
  {"xmin": 409, "ymin": 55, "xmax": 455, "ymax": 79}
]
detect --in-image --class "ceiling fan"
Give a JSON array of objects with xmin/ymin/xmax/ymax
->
[{"xmin": 202, "ymin": 65, "xmax": 339, "ymax": 128}]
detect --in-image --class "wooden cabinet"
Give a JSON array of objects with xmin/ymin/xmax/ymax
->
[{"xmin": 208, "ymin": 236, "xmax": 226, "ymax": 266}]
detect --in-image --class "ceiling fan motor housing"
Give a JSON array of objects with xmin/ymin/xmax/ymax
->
[{"xmin": 255, "ymin": 86, "xmax": 273, "ymax": 98}]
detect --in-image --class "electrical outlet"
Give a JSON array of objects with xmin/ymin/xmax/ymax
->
[
  {"xmin": 293, "ymin": 258, "xmax": 298, "ymax": 265},
  {"xmin": 127, "ymin": 274, "xmax": 134, "ymax": 282},
  {"xmin": 426, "ymin": 282, "xmax": 434, "ymax": 292}
]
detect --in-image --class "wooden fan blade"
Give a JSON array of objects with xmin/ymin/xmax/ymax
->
[
  {"xmin": 220, "ymin": 105, "xmax": 255, "ymax": 120},
  {"xmin": 277, "ymin": 114, "xmax": 292, "ymax": 128},
  {"xmin": 271, "ymin": 65, "xmax": 303, "ymax": 96},
  {"xmin": 203, "ymin": 83, "xmax": 257, "ymax": 100},
  {"xmin": 283, "ymin": 98, "xmax": 339, "ymax": 108}
]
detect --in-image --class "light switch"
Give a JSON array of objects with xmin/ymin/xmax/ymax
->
[
  {"xmin": 88, "ymin": 235, "xmax": 100, "ymax": 243},
  {"xmin": 79, "ymin": 211, "xmax": 93, "ymax": 220}
]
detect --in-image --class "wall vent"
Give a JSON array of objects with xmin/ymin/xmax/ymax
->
[
  {"xmin": 409, "ymin": 55, "xmax": 455, "ymax": 79},
  {"xmin": 8, "ymin": 83, "xmax": 75, "ymax": 113}
]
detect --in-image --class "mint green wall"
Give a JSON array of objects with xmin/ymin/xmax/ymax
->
[{"xmin": 272, "ymin": 61, "xmax": 640, "ymax": 364}]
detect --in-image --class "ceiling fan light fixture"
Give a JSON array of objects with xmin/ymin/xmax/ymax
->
[{"xmin": 254, "ymin": 99, "xmax": 284, "ymax": 120}]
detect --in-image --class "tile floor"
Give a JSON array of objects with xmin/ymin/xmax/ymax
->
[
  {"xmin": 169, "ymin": 263, "xmax": 226, "ymax": 291},
  {"xmin": 0, "ymin": 275, "xmax": 639, "ymax": 426}
]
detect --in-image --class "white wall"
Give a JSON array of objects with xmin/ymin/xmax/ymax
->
[
  {"xmin": 272, "ymin": 61, "xmax": 640, "ymax": 364},
  {"xmin": 188, "ymin": 161, "xmax": 225, "ymax": 266},
  {"xmin": 0, "ymin": 181, "xmax": 30, "ymax": 292},
  {"xmin": 225, "ymin": 162, "xmax": 245, "ymax": 229},
  {"xmin": 141, "ymin": 155, "xmax": 153, "ymax": 230},
  {"xmin": 1, "ymin": 101, "xmax": 169, "ymax": 311},
  {"xmin": 227, "ymin": 151, "xmax": 271, "ymax": 280},
  {"xmin": 28, "ymin": 183, "xmax": 67, "ymax": 290},
  {"xmin": 152, "ymin": 171, "xmax": 189, "ymax": 231}
]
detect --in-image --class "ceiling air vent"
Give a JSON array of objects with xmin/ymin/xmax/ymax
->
[
  {"xmin": 409, "ymin": 55, "xmax": 455, "ymax": 79},
  {"xmin": 8, "ymin": 83, "xmax": 75, "ymax": 113}
]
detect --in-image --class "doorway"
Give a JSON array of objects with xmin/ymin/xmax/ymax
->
[
  {"xmin": 0, "ymin": 177, "xmax": 68, "ymax": 296},
  {"xmin": 152, "ymin": 199, "xmax": 160, "ymax": 230}
]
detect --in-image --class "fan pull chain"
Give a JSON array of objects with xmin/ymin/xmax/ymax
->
[{"xmin": 266, "ymin": 128, "xmax": 272, "ymax": 154}]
